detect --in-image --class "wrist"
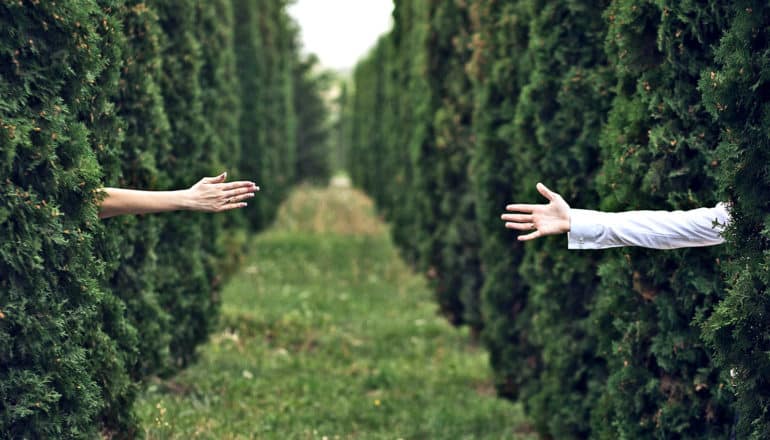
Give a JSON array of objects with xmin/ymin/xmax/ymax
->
[{"xmin": 176, "ymin": 189, "xmax": 196, "ymax": 211}]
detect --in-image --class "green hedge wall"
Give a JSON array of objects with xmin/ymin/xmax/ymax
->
[
  {"xmin": 513, "ymin": 1, "xmax": 611, "ymax": 436},
  {"xmin": 347, "ymin": 0, "xmax": 770, "ymax": 438},
  {"xmin": 1, "ymin": 0, "xmax": 319, "ymax": 436},
  {"xmin": 468, "ymin": 0, "xmax": 539, "ymax": 403},
  {"xmin": 700, "ymin": 2, "xmax": 770, "ymax": 438},
  {"xmin": 0, "ymin": 2, "xmax": 138, "ymax": 437},
  {"xmin": 590, "ymin": 2, "xmax": 733, "ymax": 438}
]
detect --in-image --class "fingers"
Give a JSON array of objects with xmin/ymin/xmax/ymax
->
[
  {"xmin": 536, "ymin": 182, "xmax": 557, "ymax": 201},
  {"xmin": 223, "ymin": 186, "xmax": 257, "ymax": 198},
  {"xmin": 517, "ymin": 230, "xmax": 542, "ymax": 241},
  {"xmin": 501, "ymin": 213, "xmax": 532, "ymax": 222},
  {"xmin": 219, "ymin": 202, "xmax": 249, "ymax": 212},
  {"xmin": 505, "ymin": 222, "xmax": 537, "ymax": 232},
  {"xmin": 218, "ymin": 180, "xmax": 258, "ymax": 191},
  {"xmin": 225, "ymin": 192, "xmax": 254, "ymax": 204},
  {"xmin": 505, "ymin": 203, "xmax": 537, "ymax": 213},
  {"xmin": 201, "ymin": 172, "xmax": 227, "ymax": 185}
]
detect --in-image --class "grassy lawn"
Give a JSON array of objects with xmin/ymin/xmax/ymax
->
[{"xmin": 136, "ymin": 184, "xmax": 533, "ymax": 439}]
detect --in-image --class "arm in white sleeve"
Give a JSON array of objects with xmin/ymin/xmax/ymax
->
[{"xmin": 568, "ymin": 203, "xmax": 730, "ymax": 250}]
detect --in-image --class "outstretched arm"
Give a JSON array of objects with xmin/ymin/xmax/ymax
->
[
  {"xmin": 501, "ymin": 183, "xmax": 729, "ymax": 249},
  {"xmin": 99, "ymin": 172, "xmax": 258, "ymax": 219}
]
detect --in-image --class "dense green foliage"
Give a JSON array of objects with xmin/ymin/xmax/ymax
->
[
  {"xmin": 292, "ymin": 54, "xmax": 331, "ymax": 184},
  {"xmin": 1, "ymin": 1, "xmax": 326, "ymax": 436},
  {"xmin": 1, "ymin": 2, "xmax": 127, "ymax": 436},
  {"xmin": 513, "ymin": 2, "xmax": 611, "ymax": 436},
  {"xmin": 467, "ymin": 0, "xmax": 538, "ymax": 405},
  {"xmin": 700, "ymin": 3, "xmax": 770, "ymax": 438},
  {"xmin": 424, "ymin": 0, "xmax": 482, "ymax": 329},
  {"xmin": 347, "ymin": 0, "xmax": 770, "ymax": 438},
  {"xmin": 590, "ymin": 2, "xmax": 733, "ymax": 438}
]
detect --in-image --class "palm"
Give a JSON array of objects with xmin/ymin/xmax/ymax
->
[{"xmin": 500, "ymin": 183, "xmax": 571, "ymax": 241}]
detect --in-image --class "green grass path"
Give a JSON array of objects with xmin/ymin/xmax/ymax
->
[{"xmin": 137, "ymin": 186, "xmax": 533, "ymax": 439}]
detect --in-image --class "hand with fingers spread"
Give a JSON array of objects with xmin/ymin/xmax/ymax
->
[
  {"xmin": 99, "ymin": 171, "xmax": 259, "ymax": 219},
  {"xmin": 500, "ymin": 182, "xmax": 571, "ymax": 241}
]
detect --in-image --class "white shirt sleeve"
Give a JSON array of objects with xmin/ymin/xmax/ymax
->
[{"xmin": 567, "ymin": 203, "xmax": 730, "ymax": 250}]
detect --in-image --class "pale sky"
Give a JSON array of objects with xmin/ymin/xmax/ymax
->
[{"xmin": 287, "ymin": 0, "xmax": 394, "ymax": 72}]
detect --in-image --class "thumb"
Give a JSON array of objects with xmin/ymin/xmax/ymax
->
[
  {"xmin": 202, "ymin": 172, "xmax": 227, "ymax": 184},
  {"xmin": 536, "ymin": 182, "xmax": 557, "ymax": 202}
]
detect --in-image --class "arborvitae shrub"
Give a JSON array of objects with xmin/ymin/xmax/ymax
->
[
  {"xmin": 86, "ymin": 1, "xmax": 143, "ymax": 434},
  {"xmin": 256, "ymin": 0, "xmax": 296, "ymax": 223},
  {"xmin": 232, "ymin": 0, "xmax": 297, "ymax": 230},
  {"xmin": 421, "ymin": 0, "xmax": 482, "ymax": 329},
  {"xmin": 292, "ymin": 53, "xmax": 331, "ymax": 185},
  {"xmin": 152, "ymin": 0, "xmax": 214, "ymax": 370},
  {"xmin": 383, "ymin": 0, "xmax": 424, "ymax": 266},
  {"xmin": 700, "ymin": 2, "xmax": 770, "ymax": 437},
  {"xmin": 196, "ymin": 0, "xmax": 241, "ymax": 289},
  {"xmin": 512, "ymin": 1, "xmax": 612, "ymax": 437},
  {"xmin": 233, "ymin": 0, "xmax": 268, "ymax": 230},
  {"xmin": 467, "ymin": 0, "xmax": 539, "ymax": 401},
  {"xmin": 1, "ymin": 0, "xmax": 314, "ymax": 435},
  {"xmin": 0, "ymin": 2, "xmax": 122, "ymax": 437},
  {"xmin": 591, "ymin": 1, "xmax": 733, "ymax": 437},
  {"xmin": 349, "ymin": 40, "xmax": 388, "ymax": 202},
  {"xmin": 110, "ymin": 0, "xmax": 173, "ymax": 381}
]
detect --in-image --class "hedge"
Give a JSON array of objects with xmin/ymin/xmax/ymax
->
[
  {"xmin": 700, "ymin": 2, "xmax": 770, "ymax": 438},
  {"xmin": 346, "ymin": 1, "xmax": 770, "ymax": 438},
  {"xmin": 0, "ymin": 0, "xmax": 325, "ymax": 436}
]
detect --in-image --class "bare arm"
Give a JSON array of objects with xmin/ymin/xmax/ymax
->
[{"xmin": 99, "ymin": 172, "xmax": 258, "ymax": 219}]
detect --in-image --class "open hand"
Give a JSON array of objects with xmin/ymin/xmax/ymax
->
[
  {"xmin": 186, "ymin": 172, "xmax": 259, "ymax": 212},
  {"xmin": 500, "ymin": 183, "xmax": 570, "ymax": 241}
]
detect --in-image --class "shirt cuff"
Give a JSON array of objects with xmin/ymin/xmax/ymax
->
[{"xmin": 567, "ymin": 209, "xmax": 606, "ymax": 250}]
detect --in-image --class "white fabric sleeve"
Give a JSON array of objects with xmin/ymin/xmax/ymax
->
[{"xmin": 567, "ymin": 203, "xmax": 730, "ymax": 250}]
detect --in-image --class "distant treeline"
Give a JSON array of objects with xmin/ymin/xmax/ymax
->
[
  {"xmin": 0, "ymin": 0, "xmax": 329, "ymax": 437},
  {"xmin": 344, "ymin": 1, "xmax": 770, "ymax": 438}
]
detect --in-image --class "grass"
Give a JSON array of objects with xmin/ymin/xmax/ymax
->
[{"xmin": 136, "ymin": 182, "xmax": 534, "ymax": 439}]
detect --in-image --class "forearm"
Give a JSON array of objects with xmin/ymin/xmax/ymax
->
[
  {"xmin": 568, "ymin": 203, "xmax": 730, "ymax": 250},
  {"xmin": 99, "ymin": 188, "xmax": 192, "ymax": 219}
]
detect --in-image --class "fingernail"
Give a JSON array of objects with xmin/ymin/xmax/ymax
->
[{"xmin": 255, "ymin": 186, "xmax": 260, "ymax": 191}]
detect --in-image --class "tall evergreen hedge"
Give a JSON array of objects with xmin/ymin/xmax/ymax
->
[
  {"xmin": 292, "ymin": 53, "xmax": 331, "ymax": 185},
  {"xmin": 1, "ymin": 0, "xmax": 321, "ymax": 436},
  {"xmin": 111, "ymin": 0, "xmax": 172, "ymax": 384},
  {"xmin": 590, "ymin": 2, "xmax": 733, "ymax": 437},
  {"xmin": 151, "ymin": 0, "xmax": 215, "ymax": 371},
  {"xmin": 233, "ymin": 0, "xmax": 298, "ymax": 231},
  {"xmin": 467, "ymin": 0, "xmax": 539, "ymax": 401},
  {"xmin": 701, "ymin": 2, "xmax": 770, "ymax": 437},
  {"xmin": 0, "ymin": 2, "xmax": 129, "ymax": 436},
  {"xmin": 512, "ymin": 1, "xmax": 611, "ymax": 436},
  {"xmin": 347, "ymin": 0, "xmax": 770, "ymax": 438},
  {"xmin": 422, "ymin": 0, "xmax": 482, "ymax": 329}
]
